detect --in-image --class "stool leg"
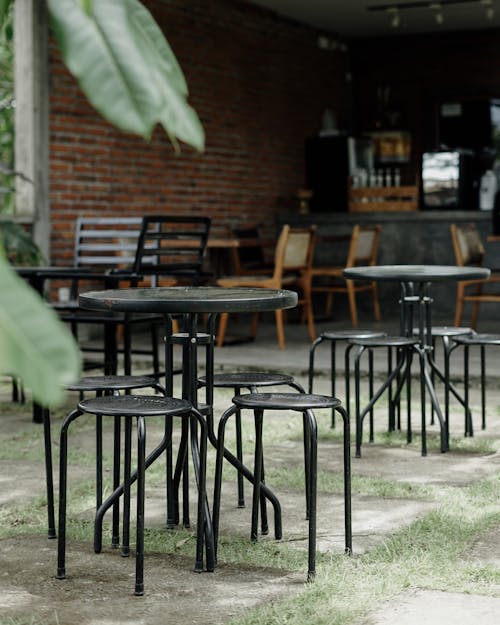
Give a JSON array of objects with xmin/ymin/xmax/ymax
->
[
  {"xmin": 331, "ymin": 341, "xmax": 337, "ymax": 428},
  {"xmin": 259, "ymin": 456, "xmax": 269, "ymax": 536},
  {"xmin": 419, "ymin": 349, "xmax": 427, "ymax": 457},
  {"xmin": 213, "ymin": 405, "xmax": 237, "ymax": 559},
  {"xmin": 135, "ymin": 417, "xmax": 146, "ymax": 596},
  {"xmin": 336, "ymin": 404, "xmax": 352, "ymax": 555},
  {"xmin": 251, "ymin": 408, "xmax": 264, "ymax": 542},
  {"xmin": 464, "ymin": 344, "xmax": 472, "ymax": 437},
  {"xmin": 235, "ymin": 388, "xmax": 245, "ymax": 508},
  {"xmin": 112, "ymin": 415, "xmax": 121, "ymax": 548},
  {"xmin": 308, "ymin": 336, "xmax": 323, "ymax": 394},
  {"xmin": 182, "ymin": 424, "xmax": 191, "ymax": 529},
  {"xmin": 249, "ymin": 386, "xmax": 269, "ymax": 536},
  {"xmin": 42, "ymin": 407, "xmax": 56, "ymax": 539},
  {"xmin": 303, "ymin": 411, "xmax": 311, "ymax": 520},
  {"xmin": 354, "ymin": 345, "xmax": 365, "ymax": 458},
  {"xmin": 190, "ymin": 410, "xmax": 212, "ymax": 572},
  {"xmin": 387, "ymin": 347, "xmax": 394, "ymax": 431},
  {"xmin": 57, "ymin": 409, "xmax": 83, "ymax": 580},
  {"xmin": 304, "ymin": 408, "xmax": 317, "ymax": 581},
  {"xmin": 345, "ymin": 343, "xmax": 355, "ymax": 420},
  {"xmin": 122, "ymin": 415, "xmax": 132, "ymax": 557},
  {"xmin": 406, "ymin": 348, "xmax": 413, "ymax": 444},
  {"xmin": 481, "ymin": 345, "xmax": 486, "ymax": 431},
  {"xmin": 368, "ymin": 348, "xmax": 374, "ymax": 441},
  {"xmin": 166, "ymin": 415, "xmax": 176, "ymax": 528},
  {"xmin": 444, "ymin": 342, "xmax": 452, "ymax": 448},
  {"xmin": 96, "ymin": 414, "xmax": 103, "ymax": 511}
]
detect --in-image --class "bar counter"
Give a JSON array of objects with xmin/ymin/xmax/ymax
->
[{"xmin": 278, "ymin": 210, "xmax": 497, "ymax": 320}]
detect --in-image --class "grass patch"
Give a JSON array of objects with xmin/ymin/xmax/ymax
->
[{"xmin": 226, "ymin": 476, "xmax": 500, "ymax": 625}]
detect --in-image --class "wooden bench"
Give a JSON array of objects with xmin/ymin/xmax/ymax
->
[
  {"xmin": 56, "ymin": 216, "xmax": 161, "ymax": 376},
  {"xmin": 74, "ymin": 216, "xmax": 142, "ymax": 269}
]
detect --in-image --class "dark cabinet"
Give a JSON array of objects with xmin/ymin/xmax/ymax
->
[{"xmin": 304, "ymin": 135, "xmax": 350, "ymax": 212}]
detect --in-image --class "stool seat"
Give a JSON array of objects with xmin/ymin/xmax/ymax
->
[
  {"xmin": 319, "ymin": 330, "xmax": 387, "ymax": 341},
  {"xmin": 452, "ymin": 333, "xmax": 500, "ymax": 346},
  {"xmin": 67, "ymin": 375, "xmax": 158, "ymax": 392},
  {"xmin": 199, "ymin": 372, "xmax": 295, "ymax": 388},
  {"xmin": 233, "ymin": 392, "xmax": 341, "ymax": 411},
  {"xmin": 78, "ymin": 395, "xmax": 192, "ymax": 417},
  {"xmin": 350, "ymin": 335, "xmax": 419, "ymax": 348},
  {"xmin": 413, "ymin": 326, "xmax": 473, "ymax": 338}
]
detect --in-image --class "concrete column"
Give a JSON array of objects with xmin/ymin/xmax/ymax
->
[{"xmin": 14, "ymin": 0, "xmax": 50, "ymax": 260}]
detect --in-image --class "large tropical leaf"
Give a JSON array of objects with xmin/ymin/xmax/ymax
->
[
  {"xmin": 0, "ymin": 255, "xmax": 81, "ymax": 406},
  {"xmin": 47, "ymin": 0, "xmax": 204, "ymax": 149}
]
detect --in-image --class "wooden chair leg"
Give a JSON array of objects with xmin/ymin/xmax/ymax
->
[
  {"xmin": 372, "ymin": 282, "xmax": 381, "ymax": 321},
  {"xmin": 304, "ymin": 295, "xmax": 316, "ymax": 342},
  {"xmin": 454, "ymin": 284, "xmax": 465, "ymax": 327},
  {"xmin": 250, "ymin": 312, "xmax": 260, "ymax": 340},
  {"xmin": 216, "ymin": 313, "xmax": 229, "ymax": 347},
  {"xmin": 274, "ymin": 309, "xmax": 286, "ymax": 349},
  {"xmin": 346, "ymin": 280, "xmax": 358, "ymax": 327},
  {"xmin": 471, "ymin": 301, "xmax": 480, "ymax": 329},
  {"xmin": 325, "ymin": 290, "xmax": 333, "ymax": 316}
]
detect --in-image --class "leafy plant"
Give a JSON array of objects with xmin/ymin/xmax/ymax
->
[
  {"xmin": 0, "ymin": 0, "xmax": 205, "ymax": 406},
  {"xmin": 0, "ymin": 1, "xmax": 14, "ymax": 214},
  {"xmin": 0, "ymin": 221, "xmax": 45, "ymax": 265}
]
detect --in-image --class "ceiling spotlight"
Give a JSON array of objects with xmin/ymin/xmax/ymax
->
[
  {"xmin": 387, "ymin": 6, "xmax": 400, "ymax": 27},
  {"xmin": 429, "ymin": 2, "xmax": 444, "ymax": 24}
]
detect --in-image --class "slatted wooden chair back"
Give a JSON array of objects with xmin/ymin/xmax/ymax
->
[
  {"xmin": 133, "ymin": 215, "xmax": 211, "ymax": 286},
  {"xmin": 74, "ymin": 216, "xmax": 142, "ymax": 269}
]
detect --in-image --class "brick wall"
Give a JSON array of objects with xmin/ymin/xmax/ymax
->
[{"xmin": 48, "ymin": 0, "xmax": 351, "ymax": 264}]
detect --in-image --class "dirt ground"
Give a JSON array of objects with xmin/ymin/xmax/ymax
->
[{"xmin": 2, "ymin": 362, "xmax": 500, "ymax": 625}]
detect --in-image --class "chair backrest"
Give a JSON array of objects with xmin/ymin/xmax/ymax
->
[
  {"xmin": 272, "ymin": 224, "xmax": 317, "ymax": 281},
  {"xmin": 74, "ymin": 216, "xmax": 143, "ymax": 268},
  {"xmin": 232, "ymin": 225, "xmax": 265, "ymax": 273},
  {"xmin": 133, "ymin": 215, "xmax": 211, "ymax": 286},
  {"xmin": 450, "ymin": 223, "xmax": 485, "ymax": 266},
  {"xmin": 345, "ymin": 224, "xmax": 381, "ymax": 268}
]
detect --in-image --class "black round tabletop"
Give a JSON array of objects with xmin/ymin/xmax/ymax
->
[
  {"xmin": 79, "ymin": 286, "xmax": 298, "ymax": 314},
  {"xmin": 343, "ymin": 265, "xmax": 491, "ymax": 283}
]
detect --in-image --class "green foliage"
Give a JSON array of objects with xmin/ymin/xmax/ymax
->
[
  {"xmin": 0, "ymin": 221, "xmax": 45, "ymax": 265},
  {"xmin": 0, "ymin": 0, "xmax": 207, "ymax": 407},
  {"xmin": 0, "ymin": 0, "xmax": 14, "ymax": 214},
  {"xmin": 0, "ymin": 252, "xmax": 81, "ymax": 406},
  {"xmin": 47, "ymin": 0, "xmax": 205, "ymax": 149}
]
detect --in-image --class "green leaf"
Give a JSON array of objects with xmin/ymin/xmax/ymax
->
[
  {"xmin": 0, "ymin": 0, "xmax": 12, "ymax": 35},
  {"xmin": 0, "ymin": 256, "xmax": 81, "ymax": 406},
  {"xmin": 47, "ymin": 0, "xmax": 204, "ymax": 149}
]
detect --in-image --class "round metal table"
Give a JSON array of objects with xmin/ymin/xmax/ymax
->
[
  {"xmin": 79, "ymin": 286, "xmax": 298, "ymax": 572},
  {"xmin": 342, "ymin": 265, "xmax": 491, "ymax": 455}
]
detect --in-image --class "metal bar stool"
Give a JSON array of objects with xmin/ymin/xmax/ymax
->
[
  {"xmin": 446, "ymin": 333, "xmax": 500, "ymax": 440},
  {"xmin": 212, "ymin": 392, "xmax": 351, "ymax": 582},
  {"xmin": 349, "ymin": 335, "xmax": 419, "ymax": 457},
  {"xmin": 199, "ymin": 371, "xmax": 304, "ymax": 538},
  {"xmin": 41, "ymin": 375, "xmax": 165, "ymax": 541},
  {"xmin": 308, "ymin": 330, "xmax": 387, "ymax": 427},
  {"xmin": 56, "ymin": 394, "xmax": 211, "ymax": 596}
]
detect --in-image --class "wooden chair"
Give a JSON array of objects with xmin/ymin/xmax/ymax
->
[
  {"xmin": 310, "ymin": 224, "xmax": 381, "ymax": 326},
  {"xmin": 230, "ymin": 224, "xmax": 273, "ymax": 275},
  {"xmin": 132, "ymin": 215, "xmax": 211, "ymax": 286},
  {"xmin": 450, "ymin": 223, "xmax": 500, "ymax": 328},
  {"xmin": 216, "ymin": 224, "xmax": 317, "ymax": 349}
]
